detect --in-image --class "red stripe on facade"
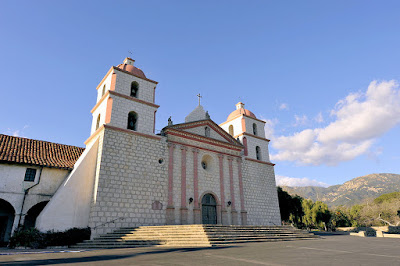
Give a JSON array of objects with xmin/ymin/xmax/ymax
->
[
  {"xmin": 168, "ymin": 140, "xmax": 241, "ymax": 159},
  {"xmin": 193, "ymin": 149, "xmax": 199, "ymax": 208},
  {"xmin": 243, "ymin": 137, "xmax": 248, "ymax": 156},
  {"xmin": 110, "ymin": 73, "xmax": 116, "ymax": 91},
  {"xmin": 218, "ymin": 155, "xmax": 225, "ymax": 209},
  {"xmin": 228, "ymin": 157, "xmax": 236, "ymax": 210},
  {"xmin": 237, "ymin": 158, "xmax": 245, "ymax": 212},
  {"xmin": 172, "ymin": 122, "xmax": 236, "ymax": 144},
  {"xmin": 167, "ymin": 130, "xmax": 242, "ymax": 151},
  {"xmin": 245, "ymin": 157, "xmax": 275, "ymax": 166},
  {"xmin": 181, "ymin": 147, "xmax": 187, "ymax": 208},
  {"xmin": 109, "ymin": 91, "xmax": 160, "ymax": 108},
  {"xmin": 105, "ymin": 97, "xmax": 113, "ymax": 124},
  {"xmin": 168, "ymin": 144, "xmax": 175, "ymax": 206}
]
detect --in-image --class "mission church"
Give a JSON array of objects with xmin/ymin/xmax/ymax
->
[{"xmin": 0, "ymin": 57, "xmax": 281, "ymax": 241}]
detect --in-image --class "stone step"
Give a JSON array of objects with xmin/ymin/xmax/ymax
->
[{"xmin": 74, "ymin": 224, "xmax": 317, "ymax": 249}]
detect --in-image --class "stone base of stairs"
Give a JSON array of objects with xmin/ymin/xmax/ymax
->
[{"xmin": 73, "ymin": 225, "xmax": 318, "ymax": 249}]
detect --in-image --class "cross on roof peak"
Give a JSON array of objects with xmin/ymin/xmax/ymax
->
[{"xmin": 197, "ymin": 93, "xmax": 202, "ymax": 106}]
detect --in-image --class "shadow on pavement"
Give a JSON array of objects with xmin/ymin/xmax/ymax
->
[{"xmin": 0, "ymin": 246, "xmax": 239, "ymax": 265}]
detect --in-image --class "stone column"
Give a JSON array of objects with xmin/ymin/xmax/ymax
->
[
  {"xmin": 237, "ymin": 158, "xmax": 247, "ymax": 225},
  {"xmin": 166, "ymin": 143, "xmax": 175, "ymax": 224},
  {"xmin": 192, "ymin": 148, "xmax": 201, "ymax": 224},
  {"xmin": 180, "ymin": 146, "xmax": 188, "ymax": 224},
  {"xmin": 228, "ymin": 157, "xmax": 238, "ymax": 225},
  {"xmin": 218, "ymin": 154, "xmax": 228, "ymax": 225}
]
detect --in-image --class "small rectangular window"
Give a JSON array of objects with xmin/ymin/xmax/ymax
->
[{"xmin": 24, "ymin": 168, "xmax": 37, "ymax": 182}]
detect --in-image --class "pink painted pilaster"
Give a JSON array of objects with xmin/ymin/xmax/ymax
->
[
  {"xmin": 166, "ymin": 143, "xmax": 175, "ymax": 224},
  {"xmin": 192, "ymin": 148, "xmax": 201, "ymax": 223},
  {"xmin": 180, "ymin": 146, "xmax": 188, "ymax": 224},
  {"xmin": 237, "ymin": 158, "xmax": 247, "ymax": 225},
  {"xmin": 228, "ymin": 157, "xmax": 238, "ymax": 225},
  {"xmin": 218, "ymin": 154, "xmax": 228, "ymax": 225},
  {"xmin": 153, "ymin": 111, "xmax": 156, "ymax": 133}
]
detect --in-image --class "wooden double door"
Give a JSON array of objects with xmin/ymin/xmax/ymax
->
[{"xmin": 201, "ymin": 194, "xmax": 217, "ymax": 224}]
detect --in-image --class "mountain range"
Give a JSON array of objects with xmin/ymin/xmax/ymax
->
[{"xmin": 281, "ymin": 173, "xmax": 400, "ymax": 207}]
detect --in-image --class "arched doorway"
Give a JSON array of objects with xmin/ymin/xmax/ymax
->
[
  {"xmin": 24, "ymin": 201, "xmax": 49, "ymax": 229},
  {"xmin": 201, "ymin": 194, "xmax": 217, "ymax": 224},
  {"xmin": 0, "ymin": 199, "xmax": 15, "ymax": 245}
]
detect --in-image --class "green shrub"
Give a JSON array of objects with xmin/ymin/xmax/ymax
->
[
  {"xmin": 8, "ymin": 228, "xmax": 45, "ymax": 249},
  {"xmin": 8, "ymin": 227, "xmax": 91, "ymax": 248},
  {"xmin": 44, "ymin": 227, "xmax": 91, "ymax": 247}
]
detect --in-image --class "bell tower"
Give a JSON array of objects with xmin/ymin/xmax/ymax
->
[
  {"xmin": 89, "ymin": 57, "xmax": 159, "ymax": 137},
  {"xmin": 220, "ymin": 102, "xmax": 271, "ymax": 162}
]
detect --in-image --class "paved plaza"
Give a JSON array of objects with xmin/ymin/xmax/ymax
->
[{"xmin": 0, "ymin": 235, "xmax": 399, "ymax": 265}]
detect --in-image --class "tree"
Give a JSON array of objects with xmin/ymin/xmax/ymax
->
[
  {"xmin": 302, "ymin": 199, "xmax": 314, "ymax": 230},
  {"xmin": 312, "ymin": 201, "xmax": 331, "ymax": 231},
  {"xmin": 277, "ymin": 187, "xmax": 304, "ymax": 227},
  {"xmin": 331, "ymin": 207, "xmax": 351, "ymax": 228}
]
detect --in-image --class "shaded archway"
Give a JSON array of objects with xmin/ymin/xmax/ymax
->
[
  {"xmin": 0, "ymin": 199, "xmax": 15, "ymax": 245},
  {"xmin": 24, "ymin": 201, "xmax": 49, "ymax": 229},
  {"xmin": 201, "ymin": 194, "xmax": 217, "ymax": 224}
]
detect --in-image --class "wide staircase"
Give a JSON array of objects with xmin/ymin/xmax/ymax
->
[{"xmin": 73, "ymin": 225, "xmax": 318, "ymax": 249}]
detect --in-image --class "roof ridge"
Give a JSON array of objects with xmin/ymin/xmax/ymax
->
[{"xmin": 0, "ymin": 134, "xmax": 84, "ymax": 150}]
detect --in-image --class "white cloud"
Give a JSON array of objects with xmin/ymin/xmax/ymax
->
[
  {"xmin": 293, "ymin": 114, "xmax": 308, "ymax": 126},
  {"xmin": 270, "ymin": 80, "xmax": 400, "ymax": 166},
  {"xmin": 6, "ymin": 125, "xmax": 29, "ymax": 138},
  {"xmin": 314, "ymin": 112, "xmax": 324, "ymax": 123},
  {"xmin": 276, "ymin": 175, "xmax": 330, "ymax": 187},
  {"xmin": 279, "ymin": 103, "xmax": 289, "ymax": 110}
]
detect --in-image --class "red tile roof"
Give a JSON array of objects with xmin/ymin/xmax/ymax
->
[
  {"xmin": 0, "ymin": 134, "xmax": 84, "ymax": 170},
  {"xmin": 116, "ymin": 64, "xmax": 147, "ymax": 79}
]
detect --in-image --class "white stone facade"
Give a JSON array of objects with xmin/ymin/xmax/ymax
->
[{"xmin": 25, "ymin": 58, "xmax": 281, "ymax": 238}]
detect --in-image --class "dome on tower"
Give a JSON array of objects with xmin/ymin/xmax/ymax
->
[
  {"xmin": 227, "ymin": 102, "xmax": 257, "ymax": 120},
  {"xmin": 116, "ymin": 57, "xmax": 147, "ymax": 79}
]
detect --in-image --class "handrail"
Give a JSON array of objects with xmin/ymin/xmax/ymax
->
[{"xmin": 93, "ymin": 217, "xmax": 125, "ymax": 229}]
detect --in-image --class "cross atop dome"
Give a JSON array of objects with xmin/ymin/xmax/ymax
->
[
  {"xmin": 123, "ymin": 57, "xmax": 135, "ymax": 66},
  {"xmin": 236, "ymin": 102, "xmax": 245, "ymax": 110}
]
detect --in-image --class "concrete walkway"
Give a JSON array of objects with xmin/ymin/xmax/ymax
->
[{"xmin": 0, "ymin": 235, "xmax": 399, "ymax": 265}]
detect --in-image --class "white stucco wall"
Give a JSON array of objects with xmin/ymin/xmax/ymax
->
[
  {"xmin": 220, "ymin": 116, "xmax": 243, "ymax": 138},
  {"xmin": 0, "ymin": 164, "xmax": 69, "ymax": 238},
  {"xmin": 96, "ymin": 71, "xmax": 113, "ymax": 102},
  {"xmin": 36, "ymin": 138, "xmax": 99, "ymax": 232},
  {"xmin": 91, "ymin": 94, "xmax": 109, "ymax": 135}
]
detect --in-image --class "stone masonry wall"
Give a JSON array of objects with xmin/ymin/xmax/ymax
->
[
  {"xmin": 109, "ymin": 95, "xmax": 157, "ymax": 135},
  {"xmin": 242, "ymin": 160, "xmax": 281, "ymax": 225},
  {"xmin": 114, "ymin": 69, "xmax": 156, "ymax": 104},
  {"xmin": 88, "ymin": 127, "xmax": 168, "ymax": 237}
]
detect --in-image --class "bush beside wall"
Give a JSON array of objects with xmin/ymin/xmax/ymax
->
[{"xmin": 8, "ymin": 227, "xmax": 91, "ymax": 249}]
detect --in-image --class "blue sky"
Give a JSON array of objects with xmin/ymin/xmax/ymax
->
[{"xmin": 1, "ymin": 1, "xmax": 399, "ymax": 186}]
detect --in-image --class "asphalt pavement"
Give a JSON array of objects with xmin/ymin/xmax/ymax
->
[{"xmin": 0, "ymin": 235, "xmax": 399, "ymax": 265}]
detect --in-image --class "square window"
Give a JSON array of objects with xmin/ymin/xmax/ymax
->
[{"xmin": 24, "ymin": 168, "xmax": 36, "ymax": 182}]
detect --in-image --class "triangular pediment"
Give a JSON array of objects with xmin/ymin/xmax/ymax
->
[{"xmin": 163, "ymin": 119, "xmax": 242, "ymax": 147}]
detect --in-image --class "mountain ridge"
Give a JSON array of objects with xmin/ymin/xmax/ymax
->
[{"xmin": 281, "ymin": 173, "xmax": 400, "ymax": 207}]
